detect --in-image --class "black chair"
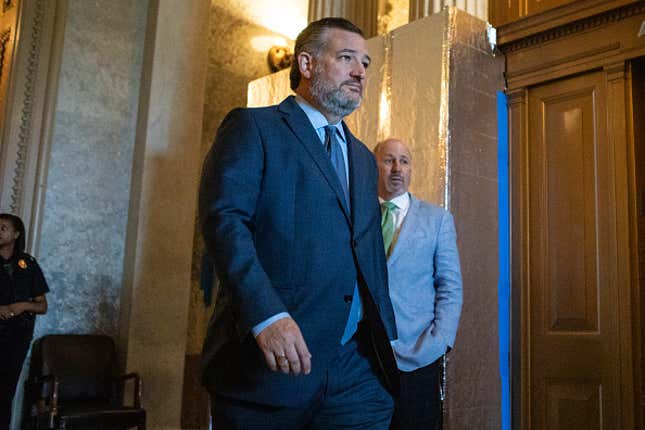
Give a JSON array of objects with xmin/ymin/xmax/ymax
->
[{"xmin": 22, "ymin": 334, "xmax": 146, "ymax": 429}]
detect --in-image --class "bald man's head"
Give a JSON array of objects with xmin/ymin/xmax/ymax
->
[{"xmin": 374, "ymin": 138, "xmax": 412, "ymax": 200}]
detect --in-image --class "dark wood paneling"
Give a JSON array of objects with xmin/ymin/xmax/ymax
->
[
  {"xmin": 542, "ymin": 91, "xmax": 598, "ymax": 334},
  {"xmin": 527, "ymin": 71, "xmax": 621, "ymax": 430},
  {"xmin": 490, "ymin": 0, "xmax": 523, "ymax": 27},
  {"xmin": 504, "ymin": 3, "xmax": 644, "ymax": 430},
  {"xmin": 502, "ymin": 3, "xmax": 645, "ymax": 89},
  {"xmin": 633, "ymin": 57, "xmax": 645, "ymax": 428},
  {"xmin": 496, "ymin": 0, "xmax": 642, "ymax": 50},
  {"xmin": 545, "ymin": 380, "xmax": 601, "ymax": 429},
  {"xmin": 526, "ymin": 0, "xmax": 578, "ymax": 16},
  {"xmin": 508, "ymin": 88, "xmax": 528, "ymax": 430}
]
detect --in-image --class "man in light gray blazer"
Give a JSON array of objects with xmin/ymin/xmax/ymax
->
[{"xmin": 375, "ymin": 138, "xmax": 463, "ymax": 430}]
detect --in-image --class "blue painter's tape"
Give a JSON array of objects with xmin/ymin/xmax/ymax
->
[{"xmin": 497, "ymin": 91, "xmax": 510, "ymax": 430}]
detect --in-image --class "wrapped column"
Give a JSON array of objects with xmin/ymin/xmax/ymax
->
[
  {"xmin": 308, "ymin": 0, "xmax": 346, "ymax": 22},
  {"xmin": 308, "ymin": 0, "xmax": 379, "ymax": 38},
  {"xmin": 409, "ymin": 0, "xmax": 488, "ymax": 22}
]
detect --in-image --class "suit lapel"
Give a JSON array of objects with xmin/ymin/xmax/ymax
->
[
  {"xmin": 388, "ymin": 195, "xmax": 427, "ymax": 266},
  {"xmin": 278, "ymin": 97, "xmax": 351, "ymax": 222},
  {"xmin": 346, "ymin": 125, "xmax": 370, "ymax": 234}
]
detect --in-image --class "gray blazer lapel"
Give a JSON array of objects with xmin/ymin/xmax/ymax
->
[
  {"xmin": 278, "ymin": 97, "xmax": 351, "ymax": 221},
  {"xmin": 388, "ymin": 195, "xmax": 428, "ymax": 266}
]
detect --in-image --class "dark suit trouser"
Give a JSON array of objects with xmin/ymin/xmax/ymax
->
[
  {"xmin": 210, "ymin": 324, "xmax": 394, "ymax": 430},
  {"xmin": 0, "ymin": 322, "xmax": 33, "ymax": 430},
  {"xmin": 390, "ymin": 357, "xmax": 443, "ymax": 430}
]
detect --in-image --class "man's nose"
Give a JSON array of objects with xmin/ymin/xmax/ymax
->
[{"xmin": 351, "ymin": 62, "xmax": 366, "ymax": 79}]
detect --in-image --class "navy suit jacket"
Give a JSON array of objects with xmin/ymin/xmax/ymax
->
[{"xmin": 199, "ymin": 96, "xmax": 398, "ymax": 407}]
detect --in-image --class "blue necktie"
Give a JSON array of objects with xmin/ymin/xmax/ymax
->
[
  {"xmin": 324, "ymin": 125, "xmax": 349, "ymax": 206},
  {"xmin": 324, "ymin": 125, "xmax": 362, "ymax": 344}
]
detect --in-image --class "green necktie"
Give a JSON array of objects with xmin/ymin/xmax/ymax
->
[{"xmin": 381, "ymin": 201, "xmax": 398, "ymax": 254}]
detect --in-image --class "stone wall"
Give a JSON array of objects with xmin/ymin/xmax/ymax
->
[{"xmin": 36, "ymin": 0, "xmax": 148, "ymax": 338}]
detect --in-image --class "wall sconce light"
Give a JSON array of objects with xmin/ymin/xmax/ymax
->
[{"xmin": 268, "ymin": 46, "xmax": 294, "ymax": 73}]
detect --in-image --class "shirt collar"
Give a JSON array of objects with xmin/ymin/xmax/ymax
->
[
  {"xmin": 379, "ymin": 192, "xmax": 410, "ymax": 211},
  {"xmin": 295, "ymin": 95, "xmax": 346, "ymax": 143}
]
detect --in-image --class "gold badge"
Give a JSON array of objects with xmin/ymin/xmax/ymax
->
[{"xmin": 18, "ymin": 259, "xmax": 27, "ymax": 269}]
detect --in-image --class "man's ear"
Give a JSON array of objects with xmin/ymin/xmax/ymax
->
[{"xmin": 298, "ymin": 52, "xmax": 314, "ymax": 80}]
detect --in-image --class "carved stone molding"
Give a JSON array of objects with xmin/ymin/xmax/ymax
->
[
  {"xmin": 0, "ymin": 0, "xmax": 66, "ymax": 252},
  {"xmin": 499, "ymin": 1, "xmax": 645, "ymax": 53},
  {"xmin": 0, "ymin": 29, "xmax": 10, "ymax": 87},
  {"xmin": 10, "ymin": 0, "xmax": 44, "ymax": 213}
]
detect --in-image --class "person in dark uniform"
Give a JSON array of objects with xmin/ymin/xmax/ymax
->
[{"xmin": 0, "ymin": 213, "xmax": 49, "ymax": 430}]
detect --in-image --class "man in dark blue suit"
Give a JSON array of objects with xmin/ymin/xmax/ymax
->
[{"xmin": 199, "ymin": 17, "xmax": 399, "ymax": 430}]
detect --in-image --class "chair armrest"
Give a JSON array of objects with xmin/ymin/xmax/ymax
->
[
  {"xmin": 119, "ymin": 373, "xmax": 143, "ymax": 408},
  {"xmin": 25, "ymin": 374, "xmax": 60, "ymax": 429}
]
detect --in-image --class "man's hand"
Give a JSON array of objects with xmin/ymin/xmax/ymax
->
[{"xmin": 255, "ymin": 317, "xmax": 312, "ymax": 375}]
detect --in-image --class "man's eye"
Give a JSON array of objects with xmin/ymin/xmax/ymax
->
[{"xmin": 363, "ymin": 62, "xmax": 370, "ymax": 69}]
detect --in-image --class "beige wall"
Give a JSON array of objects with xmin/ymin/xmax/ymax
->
[{"xmin": 119, "ymin": 1, "xmax": 210, "ymax": 429}]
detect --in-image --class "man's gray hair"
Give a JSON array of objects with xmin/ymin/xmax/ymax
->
[{"xmin": 289, "ymin": 17, "xmax": 364, "ymax": 90}]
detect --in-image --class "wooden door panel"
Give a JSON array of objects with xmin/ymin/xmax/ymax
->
[
  {"xmin": 528, "ymin": 71, "xmax": 619, "ymax": 430},
  {"xmin": 545, "ymin": 380, "xmax": 601, "ymax": 430},
  {"xmin": 543, "ymin": 92, "xmax": 599, "ymax": 335}
]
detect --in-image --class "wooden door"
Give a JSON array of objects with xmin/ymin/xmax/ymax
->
[{"xmin": 526, "ymin": 71, "xmax": 621, "ymax": 429}]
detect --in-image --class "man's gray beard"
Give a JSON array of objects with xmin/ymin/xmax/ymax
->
[{"xmin": 310, "ymin": 73, "xmax": 361, "ymax": 118}]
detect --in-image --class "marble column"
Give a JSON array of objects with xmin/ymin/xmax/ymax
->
[
  {"xmin": 119, "ymin": 1, "xmax": 209, "ymax": 429},
  {"xmin": 308, "ymin": 0, "xmax": 379, "ymax": 38},
  {"xmin": 346, "ymin": 0, "xmax": 379, "ymax": 37},
  {"xmin": 308, "ymin": 0, "xmax": 346, "ymax": 21},
  {"xmin": 409, "ymin": 0, "xmax": 488, "ymax": 21}
]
